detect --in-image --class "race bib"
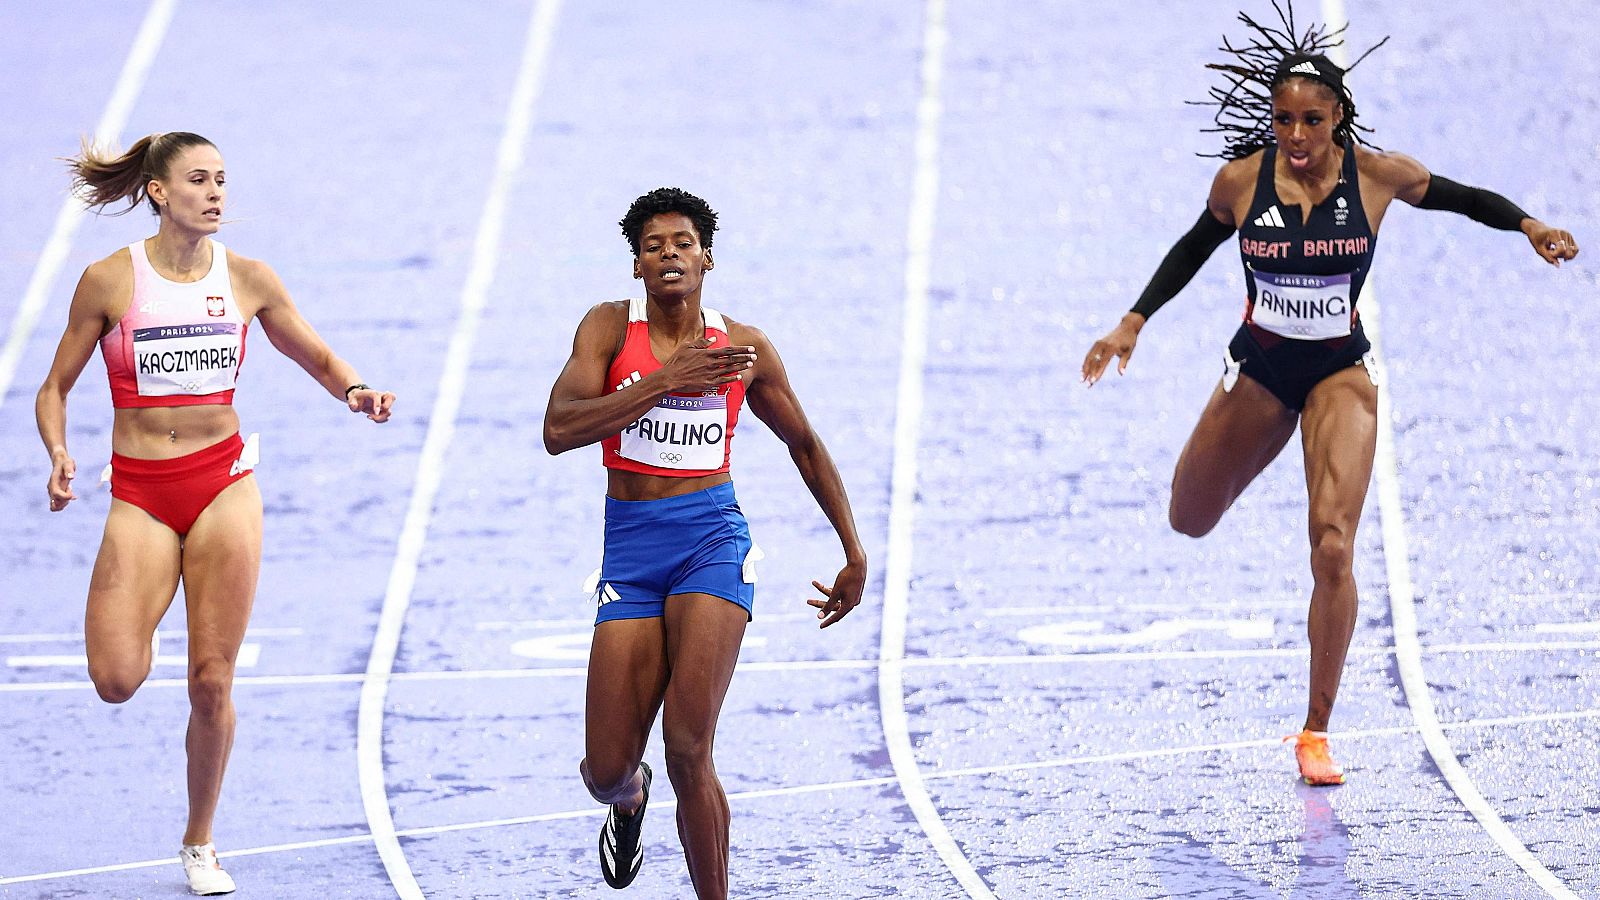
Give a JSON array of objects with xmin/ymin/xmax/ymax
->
[
  {"xmin": 619, "ymin": 393, "xmax": 727, "ymax": 470},
  {"xmin": 133, "ymin": 323, "xmax": 241, "ymax": 397},
  {"xmin": 1249, "ymin": 271, "xmax": 1353, "ymax": 341}
]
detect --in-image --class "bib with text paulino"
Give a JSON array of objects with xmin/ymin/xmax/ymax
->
[
  {"xmin": 618, "ymin": 392, "xmax": 728, "ymax": 470},
  {"xmin": 133, "ymin": 322, "xmax": 243, "ymax": 397},
  {"xmin": 1249, "ymin": 270, "xmax": 1354, "ymax": 341}
]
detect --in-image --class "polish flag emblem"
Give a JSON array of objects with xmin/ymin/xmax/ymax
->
[{"xmin": 206, "ymin": 296, "xmax": 226, "ymax": 317}]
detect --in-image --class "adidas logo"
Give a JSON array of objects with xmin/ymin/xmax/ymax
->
[
  {"xmin": 1252, "ymin": 206, "xmax": 1286, "ymax": 228},
  {"xmin": 1290, "ymin": 60, "xmax": 1319, "ymax": 75},
  {"xmin": 614, "ymin": 370, "xmax": 643, "ymax": 392}
]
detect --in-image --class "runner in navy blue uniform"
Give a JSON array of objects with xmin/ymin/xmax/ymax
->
[{"xmin": 1081, "ymin": 6, "xmax": 1579, "ymax": 785}]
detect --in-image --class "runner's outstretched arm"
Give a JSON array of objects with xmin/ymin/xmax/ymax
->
[
  {"xmin": 740, "ymin": 325, "xmax": 867, "ymax": 628},
  {"xmin": 1382, "ymin": 153, "xmax": 1581, "ymax": 267}
]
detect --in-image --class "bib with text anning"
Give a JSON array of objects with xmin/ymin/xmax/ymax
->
[
  {"xmin": 619, "ymin": 393, "xmax": 728, "ymax": 470},
  {"xmin": 1249, "ymin": 270, "xmax": 1354, "ymax": 340}
]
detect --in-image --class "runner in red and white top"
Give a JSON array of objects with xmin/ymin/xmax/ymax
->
[{"xmin": 35, "ymin": 131, "xmax": 395, "ymax": 896}]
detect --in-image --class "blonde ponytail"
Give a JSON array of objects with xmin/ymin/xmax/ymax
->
[{"xmin": 66, "ymin": 131, "xmax": 215, "ymax": 215}]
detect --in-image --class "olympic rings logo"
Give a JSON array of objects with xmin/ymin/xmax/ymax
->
[{"xmin": 659, "ymin": 452, "xmax": 683, "ymax": 463}]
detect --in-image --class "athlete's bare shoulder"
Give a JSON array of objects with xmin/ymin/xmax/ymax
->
[
  {"xmin": 224, "ymin": 248, "xmax": 275, "ymax": 287},
  {"xmin": 84, "ymin": 245, "xmax": 131, "ymax": 283},
  {"xmin": 1355, "ymin": 147, "xmax": 1430, "ymax": 194},
  {"xmin": 224, "ymin": 249, "xmax": 292, "ymax": 319},
  {"xmin": 567, "ymin": 300, "xmax": 630, "ymax": 360},
  {"xmin": 76, "ymin": 247, "xmax": 133, "ymax": 313},
  {"xmin": 1208, "ymin": 152, "xmax": 1262, "ymax": 226},
  {"xmin": 579, "ymin": 299, "xmax": 629, "ymax": 332},
  {"xmin": 591, "ymin": 299, "xmax": 629, "ymax": 318},
  {"xmin": 1215, "ymin": 152, "xmax": 1263, "ymax": 190},
  {"xmin": 723, "ymin": 316, "xmax": 769, "ymax": 351}
]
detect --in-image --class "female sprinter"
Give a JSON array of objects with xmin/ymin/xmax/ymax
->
[
  {"xmin": 543, "ymin": 187, "xmax": 867, "ymax": 898},
  {"xmin": 36, "ymin": 132, "xmax": 395, "ymax": 894},
  {"xmin": 1080, "ymin": 9, "xmax": 1579, "ymax": 786}
]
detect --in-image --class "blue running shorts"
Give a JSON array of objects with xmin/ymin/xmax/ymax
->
[{"xmin": 594, "ymin": 482, "xmax": 759, "ymax": 625}]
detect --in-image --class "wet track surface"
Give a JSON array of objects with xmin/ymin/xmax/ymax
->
[{"xmin": 2, "ymin": 1, "xmax": 1597, "ymax": 897}]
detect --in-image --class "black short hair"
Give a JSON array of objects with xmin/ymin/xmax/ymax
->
[
  {"xmin": 1193, "ymin": 1, "xmax": 1388, "ymax": 160},
  {"xmin": 619, "ymin": 188, "xmax": 719, "ymax": 255}
]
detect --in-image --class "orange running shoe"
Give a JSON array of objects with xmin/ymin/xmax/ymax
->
[{"xmin": 1285, "ymin": 729, "xmax": 1345, "ymax": 786}]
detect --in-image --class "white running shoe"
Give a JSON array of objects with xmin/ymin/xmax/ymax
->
[{"xmin": 179, "ymin": 843, "xmax": 236, "ymax": 895}]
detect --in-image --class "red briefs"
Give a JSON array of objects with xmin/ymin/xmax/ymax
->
[{"xmin": 110, "ymin": 433, "xmax": 255, "ymax": 535}]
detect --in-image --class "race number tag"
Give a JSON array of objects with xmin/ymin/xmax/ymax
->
[
  {"xmin": 619, "ymin": 393, "xmax": 727, "ymax": 470},
  {"xmin": 1249, "ymin": 271, "xmax": 1353, "ymax": 340},
  {"xmin": 132, "ymin": 323, "xmax": 241, "ymax": 397}
]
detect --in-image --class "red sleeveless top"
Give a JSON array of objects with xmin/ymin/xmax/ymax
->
[
  {"xmin": 101, "ymin": 240, "xmax": 247, "ymax": 408},
  {"xmin": 601, "ymin": 298, "xmax": 745, "ymax": 477}
]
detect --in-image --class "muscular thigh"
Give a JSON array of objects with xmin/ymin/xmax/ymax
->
[
  {"xmin": 587, "ymin": 616, "xmax": 671, "ymax": 766},
  {"xmin": 662, "ymin": 594, "xmax": 747, "ymax": 739},
  {"xmin": 85, "ymin": 499, "xmax": 183, "ymax": 672},
  {"xmin": 1300, "ymin": 366, "xmax": 1378, "ymax": 532},
  {"xmin": 180, "ymin": 476, "xmax": 263, "ymax": 667},
  {"xmin": 1171, "ymin": 374, "xmax": 1300, "ymax": 531}
]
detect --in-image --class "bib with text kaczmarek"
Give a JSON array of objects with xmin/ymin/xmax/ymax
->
[
  {"xmin": 619, "ymin": 393, "xmax": 728, "ymax": 471},
  {"xmin": 133, "ymin": 322, "xmax": 242, "ymax": 397},
  {"xmin": 1249, "ymin": 270, "xmax": 1354, "ymax": 340}
]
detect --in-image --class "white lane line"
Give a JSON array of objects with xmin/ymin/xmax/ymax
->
[
  {"xmin": 394, "ymin": 775, "xmax": 907, "ymax": 841},
  {"xmin": 353, "ymin": 2, "xmax": 564, "ymax": 897},
  {"xmin": 1367, "ymin": 302, "xmax": 1578, "ymax": 900},
  {"xmin": 878, "ymin": 0, "xmax": 993, "ymax": 897},
  {"xmin": 472, "ymin": 611, "xmax": 821, "ymax": 631},
  {"xmin": 0, "ymin": 626, "xmax": 302, "ymax": 645},
  {"xmin": 1323, "ymin": 4, "xmax": 1575, "ymax": 896},
  {"xmin": 0, "ymin": 0, "xmax": 177, "ymax": 413},
  {"xmin": 7, "ymin": 642, "xmax": 261, "ymax": 669},
  {"xmin": 7, "ymin": 638, "xmax": 1598, "ymax": 693},
  {"xmin": 10, "ymin": 704, "xmax": 1596, "ymax": 888}
]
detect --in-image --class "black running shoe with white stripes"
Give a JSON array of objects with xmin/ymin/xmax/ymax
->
[{"xmin": 599, "ymin": 762, "xmax": 652, "ymax": 889}]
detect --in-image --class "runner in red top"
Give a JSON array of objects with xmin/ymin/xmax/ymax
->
[
  {"xmin": 545, "ymin": 188, "xmax": 867, "ymax": 899},
  {"xmin": 35, "ymin": 132, "xmax": 395, "ymax": 895},
  {"xmin": 600, "ymin": 296, "xmax": 742, "ymax": 477}
]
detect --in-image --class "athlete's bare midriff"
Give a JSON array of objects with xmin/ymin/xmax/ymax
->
[
  {"xmin": 606, "ymin": 469, "xmax": 732, "ymax": 502},
  {"xmin": 112, "ymin": 405, "xmax": 241, "ymax": 460}
]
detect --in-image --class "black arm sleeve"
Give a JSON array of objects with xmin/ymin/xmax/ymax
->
[
  {"xmin": 1129, "ymin": 209, "xmax": 1236, "ymax": 320},
  {"xmin": 1416, "ymin": 174, "xmax": 1531, "ymax": 232}
]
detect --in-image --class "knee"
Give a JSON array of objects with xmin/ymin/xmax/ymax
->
[
  {"xmin": 581, "ymin": 755, "xmax": 640, "ymax": 801},
  {"xmin": 90, "ymin": 668, "xmax": 144, "ymax": 704},
  {"xmin": 1309, "ymin": 526, "xmax": 1356, "ymax": 584},
  {"xmin": 663, "ymin": 728, "xmax": 715, "ymax": 784},
  {"xmin": 187, "ymin": 658, "xmax": 235, "ymax": 718}
]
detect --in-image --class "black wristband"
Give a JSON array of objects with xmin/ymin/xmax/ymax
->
[
  {"xmin": 344, "ymin": 383, "xmax": 370, "ymax": 400},
  {"xmin": 1130, "ymin": 209, "xmax": 1236, "ymax": 320},
  {"xmin": 1417, "ymin": 174, "xmax": 1531, "ymax": 232}
]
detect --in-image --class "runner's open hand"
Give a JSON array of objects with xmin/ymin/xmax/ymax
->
[
  {"xmin": 46, "ymin": 453, "xmax": 77, "ymax": 512},
  {"xmin": 1524, "ymin": 221, "xmax": 1580, "ymax": 267},
  {"xmin": 1082, "ymin": 313, "xmax": 1145, "ymax": 386},
  {"xmin": 661, "ymin": 339, "xmax": 757, "ymax": 393},
  {"xmin": 808, "ymin": 560, "xmax": 866, "ymax": 628},
  {"xmin": 348, "ymin": 388, "xmax": 396, "ymax": 422}
]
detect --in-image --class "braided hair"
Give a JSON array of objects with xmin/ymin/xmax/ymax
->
[{"xmin": 1194, "ymin": 1, "xmax": 1388, "ymax": 160}]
